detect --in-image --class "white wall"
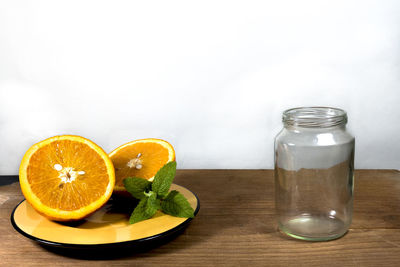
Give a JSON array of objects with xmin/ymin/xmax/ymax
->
[{"xmin": 0, "ymin": 0, "xmax": 399, "ymax": 174}]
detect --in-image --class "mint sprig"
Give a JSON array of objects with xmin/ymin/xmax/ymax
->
[
  {"xmin": 123, "ymin": 177, "xmax": 151, "ymax": 200},
  {"xmin": 161, "ymin": 190, "xmax": 194, "ymax": 218},
  {"xmin": 129, "ymin": 192, "xmax": 160, "ymax": 224},
  {"xmin": 123, "ymin": 162, "xmax": 195, "ymax": 224},
  {"xmin": 152, "ymin": 161, "xmax": 177, "ymax": 198}
]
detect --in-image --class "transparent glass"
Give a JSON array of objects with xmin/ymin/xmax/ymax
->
[{"xmin": 274, "ymin": 107, "xmax": 355, "ymax": 241}]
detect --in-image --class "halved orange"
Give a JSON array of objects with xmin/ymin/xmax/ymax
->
[
  {"xmin": 109, "ymin": 138, "xmax": 175, "ymax": 193},
  {"xmin": 19, "ymin": 135, "xmax": 115, "ymax": 221}
]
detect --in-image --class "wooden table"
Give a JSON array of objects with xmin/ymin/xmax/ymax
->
[{"xmin": 1, "ymin": 170, "xmax": 400, "ymax": 266}]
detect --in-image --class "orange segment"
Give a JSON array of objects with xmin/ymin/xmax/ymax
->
[
  {"xmin": 109, "ymin": 139, "xmax": 175, "ymax": 193},
  {"xmin": 19, "ymin": 135, "xmax": 115, "ymax": 221}
]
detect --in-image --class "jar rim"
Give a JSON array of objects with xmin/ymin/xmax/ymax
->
[{"xmin": 283, "ymin": 107, "xmax": 347, "ymax": 128}]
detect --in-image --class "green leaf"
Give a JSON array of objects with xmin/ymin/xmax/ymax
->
[
  {"xmin": 129, "ymin": 192, "xmax": 160, "ymax": 224},
  {"xmin": 152, "ymin": 161, "xmax": 177, "ymax": 198},
  {"xmin": 161, "ymin": 190, "xmax": 194, "ymax": 218},
  {"xmin": 123, "ymin": 177, "xmax": 152, "ymax": 200}
]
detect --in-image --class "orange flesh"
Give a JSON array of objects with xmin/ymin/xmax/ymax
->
[
  {"xmin": 26, "ymin": 140, "xmax": 109, "ymax": 211},
  {"xmin": 112, "ymin": 142, "xmax": 170, "ymax": 188}
]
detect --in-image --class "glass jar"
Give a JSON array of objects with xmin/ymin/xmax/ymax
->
[{"xmin": 274, "ymin": 107, "xmax": 355, "ymax": 241}]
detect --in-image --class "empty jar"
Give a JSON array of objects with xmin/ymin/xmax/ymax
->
[{"xmin": 274, "ymin": 107, "xmax": 355, "ymax": 241}]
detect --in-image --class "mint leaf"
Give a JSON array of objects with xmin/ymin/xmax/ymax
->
[
  {"xmin": 152, "ymin": 161, "xmax": 177, "ymax": 198},
  {"xmin": 161, "ymin": 190, "xmax": 194, "ymax": 218},
  {"xmin": 129, "ymin": 192, "xmax": 160, "ymax": 224},
  {"xmin": 123, "ymin": 177, "xmax": 152, "ymax": 200}
]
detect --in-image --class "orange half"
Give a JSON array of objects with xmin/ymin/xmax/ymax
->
[
  {"xmin": 109, "ymin": 138, "xmax": 175, "ymax": 193},
  {"xmin": 19, "ymin": 135, "xmax": 115, "ymax": 221}
]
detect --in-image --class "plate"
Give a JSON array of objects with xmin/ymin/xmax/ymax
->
[{"xmin": 11, "ymin": 184, "xmax": 199, "ymax": 250}]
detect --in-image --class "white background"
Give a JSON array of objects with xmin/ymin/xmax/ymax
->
[{"xmin": 1, "ymin": 0, "xmax": 399, "ymax": 174}]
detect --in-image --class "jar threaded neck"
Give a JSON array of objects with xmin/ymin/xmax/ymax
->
[{"xmin": 283, "ymin": 107, "xmax": 347, "ymax": 128}]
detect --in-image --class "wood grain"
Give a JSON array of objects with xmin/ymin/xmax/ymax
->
[{"xmin": 1, "ymin": 170, "xmax": 399, "ymax": 266}]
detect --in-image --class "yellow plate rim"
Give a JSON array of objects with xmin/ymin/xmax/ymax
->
[{"xmin": 11, "ymin": 184, "xmax": 199, "ymax": 249}]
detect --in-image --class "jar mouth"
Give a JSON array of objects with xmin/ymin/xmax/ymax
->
[{"xmin": 283, "ymin": 107, "xmax": 347, "ymax": 128}]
